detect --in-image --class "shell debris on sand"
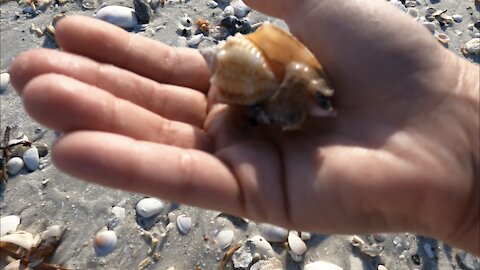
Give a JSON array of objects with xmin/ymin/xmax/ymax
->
[
  {"xmin": 136, "ymin": 197, "xmax": 165, "ymax": 218},
  {"xmin": 0, "ymin": 215, "xmax": 20, "ymax": 237},
  {"xmin": 0, "ymin": 72, "xmax": 10, "ymax": 93},
  {"xmin": 94, "ymin": 229, "xmax": 118, "ymax": 256},
  {"xmin": 176, "ymin": 214, "xmax": 192, "ymax": 234},
  {"xmin": 214, "ymin": 229, "xmax": 235, "ymax": 249}
]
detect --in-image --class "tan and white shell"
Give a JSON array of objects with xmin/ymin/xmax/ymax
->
[{"xmin": 200, "ymin": 24, "xmax": 335, "ymax": 129}]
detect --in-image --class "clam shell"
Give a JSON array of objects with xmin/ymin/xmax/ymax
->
[
  {"xmin": 23, "ymin": 147, "xmax": 39, "ymax": 171},
  {"xmin": 6, "ymin": 157, "xmax": 24, "ymax": 175},
  {"xmin": 258, "ymin": 223, "xmax": 288, "ymax": 243},
  {"xmin": 136, "ymin": 197, "xmax": 164, "ymax": 218},
  {"xmin": 176, "ymin": 214, "xmax": 192, "ymax": 235},
  {"xmin": 0, "ymin": 72, "xmax": 10, "ymax": 93},
  {"xmin": 304, "ymin": 261, "xmax": 344, "ymax": 270},
  {"xmin": 250, "ymin": 258, "xmax": 283, "ymax": 270},
  {"xmin": 0, "ymin": 231, "xmax": 34, "ymax": 250},
  {"xmin": 246, "ymin": 235, "xmax": 275, "ymax": 258},
  {"xmin": 0, "ymin": 215, "xmax": 20, "ymax": 237},
  {"xmin": 214, "ymin": 229, "xmax": 234, "ymax": 249},
  {"xmin": 288, "ymin": 231, "xmax": 307, "ymax": 255},
  {"xmin": 95, "ymin": 6, "xmax": 138, "ymax": 29},
  {"xmin": 94, "ymin": 230, "xmax": 117, "ymax": 256}
]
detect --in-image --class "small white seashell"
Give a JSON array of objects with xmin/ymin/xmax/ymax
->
[
  {"xmin": 111, "ymin": 206, "xmax": 126, "ymax": 221},
  {"xmin": 23, "ymin": 147, "xmax": 39, "ymax": 171},
  {"xmin": 434, "ymin": 32, "xmax": 450, "ymax": 44},
  {"xmin": 247, "ymin": 235, "xmax": 275, "ymax": 258},
  {"xmin": 95, "ymin": 6, "xmax": 138, "ymax": 29},
  {"xmin": 250, "ymin": 258, "xmax": 283, "ymax": 270},
  {"xmin": 176, "ymin": 36, "xmax": 188, "ymax": 47},
  {"xmin": 0, "ymin": 215, "xmax": 20, "ymax": 237},
  {"xmin": 452, "ymin": 14, "xmax": 463, "ymax": 23},
  {"xmin": 406, "ymin": 8, "xmax": 420, "ymax": 20},
  {"xmin": 463, "ymin": 38, "xmax": 480, "ymax": 55},
  {"xmin": 232, "ymin": 246, "xmax": 254, "ymax": 268},
  {"xmin": 350, "ymin": 235, "xmax": 365, "ymax": 247},
  {"xmin": 136, "ymin": 197, "xmax": 165, "ymax": 218},
  {"xmin": 0, "ymin": 231, "xmax": 34, "ymax": 250},
  {"xmin": 231, "ymin": 0, "xmax": 251, "ymax": 18},
  {"xmin": 215, "ymin": 229, "xmax": 234, "ymax": 249},
  {"xmin": 187, "ymin": 34, "xmax": 204, "ymax": 47},
  {"xmin": 258, "ymin": 223, "xmax": 288, "ymax": 243},
  {"xmin": 223, "ymin": 5, "xmax": 235, "ymax": 17},
  {"xmin": 176, "ymin": 214, "xmax": 192, "ymax": 234},
  {"xmin": 378, "ymin": 265, "xmax": 388, "ymax": 270},
  {"xmin": 288, "ymin": 231, "xmax": 307, "ymax": 256},
  {"xmin": 179, "ymin": 14, "xmax": 193, "ymax": 27},
  {"xmin": 404, "ymin": 0, "xmax": 416, "ymax": 7},
  {"xmin": 0, "ymin": 72, "xmax": 10, "ymax": 93},
  {"xmin": 304, "ymin": 261, "xmax": 344, "ymax": 270},
  {"xmin": 3, "ymin": 260, "xmax": 21, "ymax": 270},
  {"xmin": 467, "ymin": 23, "xmax": 475, "ymax": 31},
  {"xmin": 300, "ymin": 232, "xmax": 312, "ymax": 241},
  {"xmin": 207, "ymin": 0, "xmax": 218, "ymax": 8},
  {"xmin": 94, "ymin": 230, "xmax": 117, "ymax": 256},
  {"xmin": 6, "ymin": 157, "xmax": 24, "ymax": 175}
]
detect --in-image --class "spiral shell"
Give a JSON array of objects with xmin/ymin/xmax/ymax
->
[{"xmin": 201, "ymin": 24, "xmax": 335, "ymax": 129}]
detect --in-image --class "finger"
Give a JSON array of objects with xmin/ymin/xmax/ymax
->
[
  {"xmin": 54, "ymin": 15, "xmax": 211, "ymax": 92},
  {"xmin": 23, "ymin": 73, "xmax": 211, "ymax": 150},
  {"xmin": 10, "ymin": 49, "xmax": 206, "ymax": 127},
  {"xmin": 53, "ymin": 131, "xmax": 244, "ymax": 216}
]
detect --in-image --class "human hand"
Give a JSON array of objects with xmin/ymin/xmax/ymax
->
[{"xmin": 10, "ymin": 0, "xmax": 479, "ymax": 254}]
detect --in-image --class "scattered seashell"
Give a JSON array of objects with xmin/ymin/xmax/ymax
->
[
  {"xmin": 258, "ymin": 223, "xmax": 288, "ymax": 243},
  {"xmin": 404, "ymin": 0, "xmax": 416, "ymax": 7},
  {"xmin": 452, "ymin": 14, "xmax": 463, "ymax": 23},
  {"xmin": 179, "ymin": 14, "xmax": 193, "ymax": 27},
  {"xmin": 350, "ymin": 235, "xmax": 365, "ymax": 247},
  {"xmin": 434, "ymin": 32, "xmax": 450, "ymax": 45},
  {"xmin": 304, "ymin": 261, "xmax": 344, "ymax": 270},
  {"xmin": 0, "ymin": 231, "xmax": 34, "ymax": 250},
  {"xmin": 23, "ymin": 147, "xmax": 39, "ymax": 171},
  {"xmin": 223, "ymin": 5, "xmax": 235, "ymax": 17},
  {"xmin": 94, "ymin": 230, "xmax": 117, "ymax": 256},
  {"xmin": 0, "ymin": 72, "xmax": 10, "ymax": 93},
  {"xmin": 188, "ymin": 33, "xmax": 204, "ymax": 47},
  {"xmin": 95, "ymin": 6, "xmax": 138, "ymax": 29},
  {"xmin": 232, "ymin": 246, "xmax": 253, "ymax": 268},
  {"xmin": 136, "ymin": 197, "xmax": 164, "ymax": 218},
  {"xmin": 6, "ymin": 157, "xmax": 24, "ymax": 175},
  {"xmin": 207, "ymin": 0, "xmax": 218, "ymax": 8},
  {"xmin": 81, "ymin": 0, "xmax": 96, "ymax": 9},
  {"xmin": 250, "ymin": 258, "xmax": 283, "ymax": 270},
  {"xmin": 215, "ymin": 229, "xmax": 234, "ymax": 249},
  {"xmin": 300, "ymin": 232, "xmax": 312, "ymax": 241},
  {"xmin": 176, "ymin": 214, "xmax": 192, "ymax": 234},
  {"xmin": 231, "ymin": 0, "xmax": 251, "ymax": 18},
  {"xmin": 200, "ymin": 24, "xmax": 334, "ymax": 129},
  {"xmin": 462, "ymin": 38, "xmax": 480, "ymax": 55},
  {"xmin": 0, "ymin": 215, "xmax": 20, "ymax": 237},
  {"xmin": 246, "ymin": 235, "xmax": 275, "ymax": 258},
  {"xmin": 422, "ymin": 21, "xmax": 436, "ymax": 32},
  {"xmin": 406, "ymin": 8, "xmax": 419, "ymax": 20},
  {"xmin": 111, "ymin": 206, "xmax": 126, "ymax": 221},
  {"xmin": 378, "ymin": 265, "xmax": 388, "ymax": 270},
  {"xmin": 288, "ymin": 231, "xmax": 307, "ymax": 256},
  {"xmin": 196, "ymin": 19, "xmax": 210, "ymax": 34}
]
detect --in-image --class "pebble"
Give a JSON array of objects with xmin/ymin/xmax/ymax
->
[
  {"xmin": 187, "ymin": 34, "xmax": 204, "ymax": 47},
  {"xmin": 135, "ymin": 197, "xmax": 164, "ymax": 218},
  {"xmin": 176, "ymin": 36, "xmax": 187, "ymax": 47},
  {"xmin": 94, "ymin": 230, "xmax": 117, "ymax": 256},
  {"xmin": 231, "ymin": 0, "xmax": 251, "ymax": 18},
  {"xmin": 95, "ymin": 6, "xmax": 138, "ymax": 29},
  {"xmin": 6, "ymin": 157, "xmax": 24, "ymax": 175},
  {"xmin": 0, "ymin": 72, "xmax": 10, "ymax": 93},
  {"xmin": 423, "ymin": 243, "xmax": 435, "ymax": 259},
  {"xmin": 176, "ymin": 214, "xmax": 192, "ymax": 234},
  {"xmin": 0, "ymin": 215, "xmax": 20, "ymax": 237},
  {"xmin": 258, "ymin": 223, "xmax": 288, "ymax": 243},
  {"xmin": 223, "ymin": 5, "xmax": 235, "ymax": 17},
  {"xmin": 23, "ymin": 147, "xmax": 39, "ymax": 171}
]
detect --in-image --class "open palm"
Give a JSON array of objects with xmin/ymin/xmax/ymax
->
[{"xmin": 10, "ymin": 0, "xmax": 479, "ymax": 254}]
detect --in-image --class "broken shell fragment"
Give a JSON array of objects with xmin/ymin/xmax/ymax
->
[
  {"xmin": 94, "ymin": 230, "xmax": 117, "ymax": 256},
  {"xmin": 0, "ymin": 215, "xmax": 20, "ymax": 237},
  {"xmin": 462, "ymin": 38, "xmax": 480, "ymax": 55},
  {"xmin": 95, "ymin": 6, "xmax": 138, "ymax": 29},
  {"xmin": 6, "ymin": 157, "xmax": 24, "ymax": 175},
  {"xmin": 200, "ymin": 24, "xmax": 334, "ymax": 129},
  {"xmin": 176, "ymin": 214, "xmax": 192, "ymax": 234},
  {"xmin": 250, "ymin": 258, "xmax": 283, "ymax": 270},
  {"xmin": 0, "ymin": 231, "xmax": 34, "ymax": 250}
]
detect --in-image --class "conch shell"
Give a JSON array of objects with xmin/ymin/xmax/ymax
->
[{"xmin": 200, "ymin": 24, "xmax": 335, "ymax": 130}]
